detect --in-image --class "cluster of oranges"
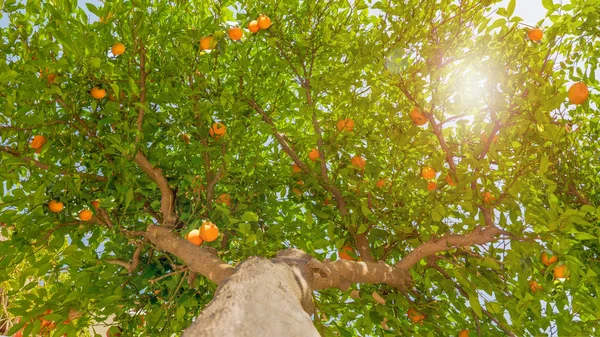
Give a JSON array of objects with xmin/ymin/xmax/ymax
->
[
  {"xmin": 185, "ymin": 220, "xmax": 220, "ymax": 246},
  {"xmin": 47, "ymin": 199, "xmax": 98, "ymax": 222},
  {"xmin": 529, "ymin": 251, "xmax": 567, "ymax": 294},
  {"xmin": 200, "ymin": 15, "xmax": 272, "ymax": 51}
]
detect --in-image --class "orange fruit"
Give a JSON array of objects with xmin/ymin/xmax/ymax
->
[
  {"xmin": 351, "ymin": 156, "xmax": 366, "ymax": 170},
  {"xmin": 216, "ymin": 193, "xmax": 231, "ymax": 207},
  {"xmin": 200, "ymin": 36, "xmax": 215, "ymax": 50},
  {"xmin": 553, "ymin": 264, "xmax": 566, "ymax": 279},
  {"xmin": 199, "ymin": 221, "xmax": 219, "ymax": 242},
  {"xmin": 111, "ymin": 43, "xmax": 126, "ymax": 56},
  {"xmin": 292, "ymin": 164, "xmax": 302, "ymax": 173},
  {"xmin": 185, "ymin": 229, "xmax": 204, "ymax": 246},
  {"xmin": 90, "ymin": 87, "xmax": 106, "ymax": 99},
  {"xmin": 308, "ymin": 148, "xmax": 320, "ymax": 162},
  {"xmin": 257, "ymin": 15, "xmax": 271, "ymax": 29},
  {"xmin": 529, "ymin": 280, "xmax": 542, "ymax": 293},
  {"xmin": 483, "ymin": 192, "xmax": 495, "ymax": 204},
  {"xmin": 79, "ymin": 209, "xmax": 93, "ymax": 221},
  {"xmin": 376, "ymin": 179, "xmax": 386, "ymax": 188},
  {"xmin": 30, "ymin": 135, "xmax": 47, "ymax": 149},
  {"xmin": 338, "ymin": 246, "xmax": 355, "ymax": 260},
  {"xmin": 541, "ymin": 251, "xmax": 558, "ymax": 266},
  {"xmin": 459, "ymin": 330, "xmax": 470, "ymax": 337},
  {"xmin": 248, "ymin": 20, "xmax": 260, "ymax": 33},
  {"xmin": 445, "ymin": 175, "xmax": 455, "ymax": 186},
  {"xmin": 40, "ymin": 310, "xmax": 56, "ymax": 332},
  {"xmin": 48, "ymin": 200, "xmax": 64, "ymax": 213},
  {"xmin": 427, "ymin": 181, "xmax": 436, "ymax": 191},
  {"xmin": 336, "ymin": 119, "xmax": 355, "ymax": 132},
  {"xmin": 407, "ymin": 308, "xmax": 425, "ymax": 323},
  {"xmin": 567, "ymin": 82, "xmax": 589, "ymax": 105},
  {"xmin": 209, "ymin": 122, "xmax": 226, "ymax": 139},
  {"xmin": 421, "ymin": 166, "xmax": 435, "ymax": 180},
  {"xmin": 527, "ymin": 28, "xmax": 543, "ymax": 42},
  {"xmin": 410, "ymin": 107, "xmax": 428, "ymax": 126},
  {"xmin": 228, "ymin": 27, "xmax": 243, "ymax": 41},
  {"xmin": 91, "ymin": 200, "xmax": 100, "ymax": 209}
]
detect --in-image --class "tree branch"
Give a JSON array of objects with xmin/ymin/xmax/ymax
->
[
  {"xmin": 106, "ymin": 245, "xmax": 143, "ymax": 273},
  {"xmin": 145, "ymin": 225, "xmax": 235, "ymax": 284},
  {"xmin": 0, "ymin": 146, "xmax": 107, "ymax": 181},
  {"xmin": 396, "ymin": 224, "xmax": 503, "ymax": 270},
  {"xmin": 133, "ymin": 150, "xmax": 176, "ymax": 226}
]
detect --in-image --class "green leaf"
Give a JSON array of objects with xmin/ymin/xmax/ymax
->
[
  {"xmin": 432, "ymin": 204, "xmax": 446, "ymax": 222},
  {"xmin": 469, "ymin": 294, "xmax": 482, "ymax": 318},
  {"xmin": 507, "ymin": 0, "xmax": 516, "ymax": 17},
  {"xmin": 542, "ymin": 0, "xmax": 554, "ymax": 10},
  {"xmin": 89, "ymin": 57, "xmax": 101, "ymax": 68},
  {"xmin": 574, "ymin": 232, "xmax": 597, "ymax": 240},
  {"xmin": 241, "ymin": 211, "xmax": 258, "ymax": 222}
]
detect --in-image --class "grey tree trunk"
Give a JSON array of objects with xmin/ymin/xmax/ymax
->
[{"xmin": 182, "ymin": 256, "xmax": 321, "ymax": 337}]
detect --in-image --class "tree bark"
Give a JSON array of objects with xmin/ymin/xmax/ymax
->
[{"xmin": 182, "ymin": 256, "xmax": 320, "ymax": 337}]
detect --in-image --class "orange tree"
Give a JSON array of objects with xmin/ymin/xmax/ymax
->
[{"xmin": 0, "ymin": 0, "xmax": 599, "ymax": 336}]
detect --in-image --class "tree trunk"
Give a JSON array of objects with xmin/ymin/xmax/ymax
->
[{"xmin": 182, "ymin": 256, "xmax": 320, "ymax": 337}]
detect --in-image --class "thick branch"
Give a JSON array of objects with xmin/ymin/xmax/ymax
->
[
  {"xmin": 133, "ymin": 150, "xmax": 176, "ymax": 226},
  {"xmin": 310, "ymin": 259, "xmax": 411, "ymax": 291},
  {"xmin": 396, "ymin": 225, "xmax": 503, "ymax": 270},
  {"xmin": 146, "ymin": 225, "xmax": 235, "ymax": 284}
]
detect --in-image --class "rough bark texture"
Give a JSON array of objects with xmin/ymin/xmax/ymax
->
[{"xmin": 182, "ymin": 256, "xmax": 320, "ymax": 337}]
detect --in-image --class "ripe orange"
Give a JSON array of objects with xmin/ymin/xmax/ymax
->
[
  {"xmin": 567, "ymin": 82, "xmax": 589, "ymax": 105},
  {"xmin": 407, "ymin": 308, "xmax": 425, "ymax": 323},
  {"xmin": 90, "ymin": 87, "xmax": 106, "ymax": 99},
  {"xmin": 351, "ymin": 156, "xmax": 366, "ymax": 170},
  {"xmin": 40, "ymin": 310, "xmax": 56, "ymax": 332},
  {"xmin": 257, "ymin": 15, "xmax": 271, "ymax": 29},
  {"xmin": 216, "ymin": 193, "xmax": 231, "ymax": 207},
  {"xmin": 376, "ymin": 179, "xmax": 387, "ymax": 188},
  {"xmin": 185, "ymin": 229, "xmax": 204, "ymax": 246},
  {"xmin": 30, "ymin": 135, "xmax": 47, "ymax": 149},
  {"xmin": 111, "ymin": 43, "xmax": 126, "ymax": 56},
  {"xmin": 91, "ymin": 200, "xmax": 100, "ymax": 209},
  {"xmin": 553, "ymin": 264, "xmax": 566, "ymax": 279},
  {"xmin": 209, "ymin": 122, "xmax": 226, "ymax": 139},
  {"xmin": 199, "ymin": 221, "xmax": 219, "ymax": 242},
  {"xmin": 292, "ymin": 164, "xmax": 302, "ymax": 173},
  {"xmin": 308, "ymin": 148, "xmax": 320, "ymax": 162},
  {"xmin": 339, "ymin": 246, "xmax": 355, "ymax": 260},
  {"xmin": 483, "ymin": 192, "xmax": 495, "ymax": 204},
  {"xmin": 541, "ymin": 251, "xmax": 558, "ymax": 266},
  {"xmin": 248, "ymin": 20, "xmax": 260, "ymax": 33},
  {"xmin": 48, "ymin": 200, "xmax": 64, "ymax": 213},
  {"xmin": 529, "ymin": 280, "xmax": 542, "ymax": 293},
  {"xmin": 421, "ymin": 166, "xmax": 435, "ymax": 180},
  {"xmin": 336, "ymin": 118, "xmax": 355, "ymax": 132},
  {"xmin": 527, "ymin": 28, "xmax": 543, "ymax": 42},
  {"xmin": 410, "ymin": 107, "xmax": 428, "ymax": 126},
  {"xmin": 79, "ymin": 209, "xmax": 93, "ymax": 221},
  {"xmin": 200, "ymin": 36, "xmax": 215, "ymax": 50},
  {"xmin": 445, "ymin": 174, "xmax": 455, "ymax": 186},
  {"xmin": 427, "ymin": 181, "xmax": 436, "ymax": 191},
  {"xmin": 228, "ymin": 27, "xmax": 243, "ymax": 41},
  {"xmin": 458, "ymin": 330, "xmax": 470, "ymax": 337}
]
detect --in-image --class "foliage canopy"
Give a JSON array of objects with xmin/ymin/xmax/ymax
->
[{"xmin": 0, "ymin": 0, "xmax": 599, "ymax": 336}]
